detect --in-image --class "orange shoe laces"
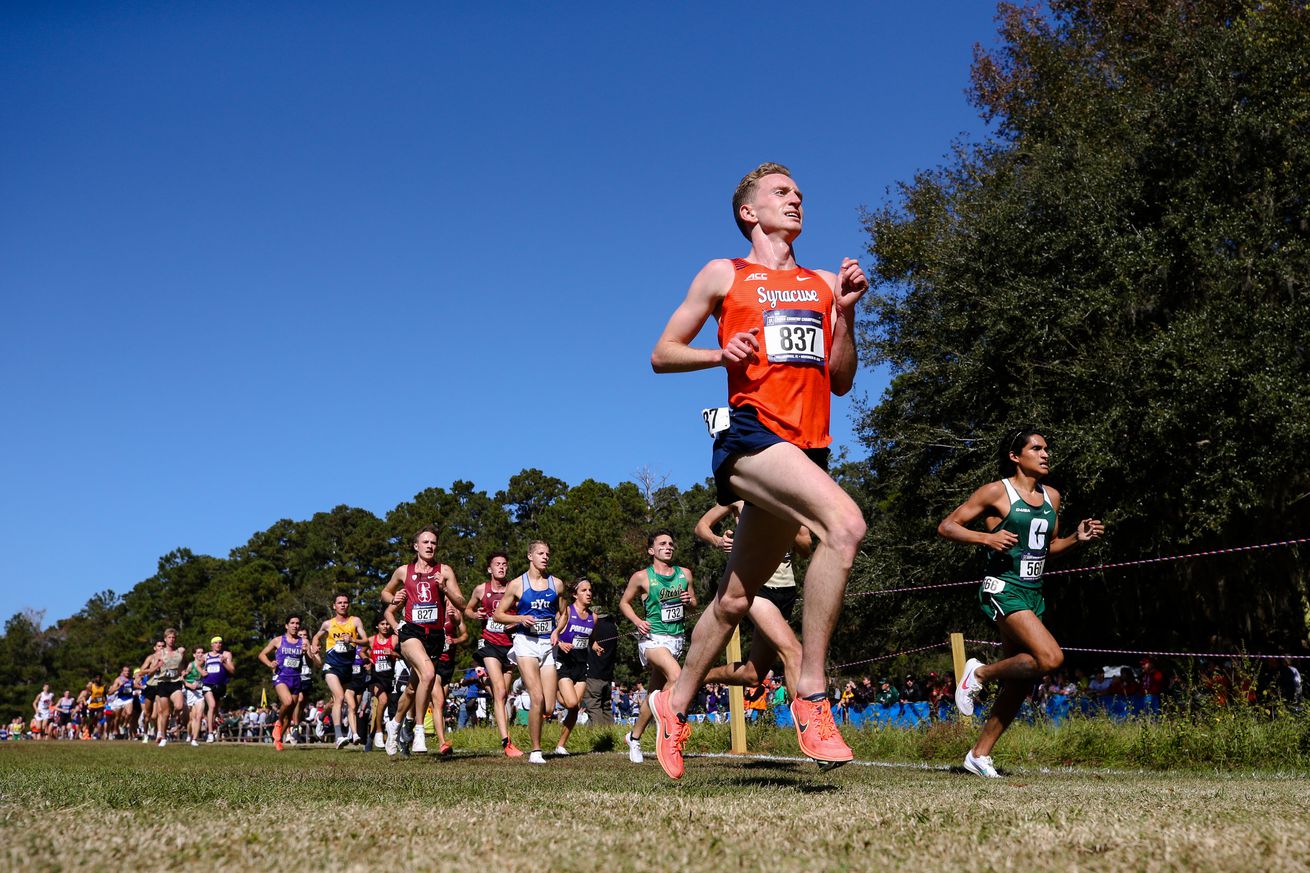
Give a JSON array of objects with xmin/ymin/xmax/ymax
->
[{"xmin": 672, "ymin": 717, "xmax": 692, "ymax": 750}]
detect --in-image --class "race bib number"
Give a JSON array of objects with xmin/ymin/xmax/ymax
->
[
  {"xmin": 332, "ymin": 639, "xmax": 350, "ymax": 653},
  {"xmin": 206, "ymin": 662, "xmax": 221, "ymax": 674},
  {"xmin": 572, "ymin": 632, "xmax": 590, "ymax": 649},
  {"xmin": 410, "ymin": 604, "xmax": 441, "ymax": 624},
  {"xmin": 283, "ymin": 656, "xmax": 301, "ymax": 669},
  {"xmin": 374, "ymin": 656, "xmax": 392, "ymax": 672},
  {"xmin": 160, "ymin": 668, "xmax": 179, "ymax": 680},
  {"xmin": 702, "ymin": 406, "xmax": 731, "ymax": 437},
  {"xmin": 763, "ymin": 310, "xmax": 825, "ymax": 365},
  {"xmin": 1019, "ymin": 553, "xmax": 1046, "ymax": 581},
  {"xmin": 351, "ymin": 664, "xmax": 361, "ymax": 675},
  {"xmin": 531, "ymin": 618, "xmax": 553, "ymax": 636},
  {"xmin": 486, "ymin": 620, "xmax": 506, "ymax": 635},
  {"xmin": 661, "ymin": 602, "xmax": 684, "ymax": 624},
  {"xmin": 981, "ymin": 576, "xmax": 1006, "ymax": 595}
]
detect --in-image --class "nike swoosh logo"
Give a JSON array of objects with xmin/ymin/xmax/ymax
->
[{"xmin": 797, "ymin": 720, "xmax": 810, "ymax": 733}]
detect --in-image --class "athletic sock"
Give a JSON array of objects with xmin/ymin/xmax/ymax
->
[
  {"xmin": 501, "ymin": 736, "xmax": 509, "ymax": 748},
  {"xmin": 803, "ymin": 692, "xmax": 826, "ymax": 703}
]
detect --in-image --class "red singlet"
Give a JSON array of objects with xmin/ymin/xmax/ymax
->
[
  {"xmin": 479, "ymin": 581, "xmax": 513, "ymax": 647},
  {"xmin": 369, "ymin": 634, "xmax": 395, "ymax": 672},
  {"xmin": 718, "ymin": 258, "xmax": 834, "ymax": 448},
  {"xmin": 402, "ymin": 561, "xmax": 446, "ymax": 629}
]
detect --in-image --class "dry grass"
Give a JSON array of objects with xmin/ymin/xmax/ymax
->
[{"xmin": 1, "ymin": 738, "xmax": 1308, "ymax": 872}]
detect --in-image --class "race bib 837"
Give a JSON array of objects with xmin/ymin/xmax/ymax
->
[{"xmin": 763, "ymin": 310, "xmax": 825, "ymax": 365}]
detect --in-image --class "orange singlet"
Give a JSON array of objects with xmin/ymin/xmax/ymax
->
[{"xmin": 718, "ymin": 258, "xmax": 834, "ymax": 448}]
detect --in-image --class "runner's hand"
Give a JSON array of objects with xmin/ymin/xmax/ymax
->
[
  {"xmin": 1075, "ymin": 519, "xmax": 1105, "ymax": 542},
  {"xmin": 393, "ymin": 590, "xmax": 407, "ymax": 606},
  {"xmin": 558, "ymin": 641, "xmax": 573, "ymax": 654},
  {"xmin": 679, "ymin": 590, "xmax": 693, "ymax": 603},
  {"xmin": 717, "ymin": 529, "xmax": 734, "ymax": 553},
  {"xmin": 835, "ymin": 258, "xmax": 868, "ymax": 310},
  {"xmin": 720, "ymin": 329, "xmax": 760, "ymax": 366},
  {"xmin": 982, "ymin": 530, "xmax": 1018, "ymax": 551},
  {"xmin": 635, "ymin": 619, "xmax": 651, "ymax": 636}
]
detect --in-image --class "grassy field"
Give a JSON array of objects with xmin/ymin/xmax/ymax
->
[{"xmin": 2, "ymin": 728, "xmax": 1309, "ymax": 873}]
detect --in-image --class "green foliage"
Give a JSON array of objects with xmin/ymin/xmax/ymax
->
[
  {"xmin": 2, "ymin": 468, "xmax": 741, "ymax": 714},
  {"xmin": 851, "ymin": 0, "xmax": 1310, "ymax": 659}
]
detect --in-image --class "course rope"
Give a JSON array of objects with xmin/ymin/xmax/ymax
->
[
  {"xmin": 964, "ymin": 639, "xmax": 1310, "ymax": 661},
  {"xmin": 847, "ymin": 536, "xmax": 1309, "ymax": 598}
]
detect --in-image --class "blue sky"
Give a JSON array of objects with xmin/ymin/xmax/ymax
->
[{"xmin": 1, "ymin": 2, "xmax": 1001, "ymax": 624}]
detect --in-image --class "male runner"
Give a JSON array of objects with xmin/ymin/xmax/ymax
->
[
  {"xmin": 696, "ymin": 501, "xmax": 810, "ymax": 695},
  {"xmin": 367, "ymin": 618, "xmax": 396, "ymax": 749},
  {"xmin": 202, "ymin": 636, "xmax": 235, "ymax": 743},
  {"xmin": 465, "ymin": 551, "xmax": 524, "ymax": 757},
  {"xmin": 938, "ymin": 428, "xmax": 1104, "ymax": 777},
  {"xmin": 618, "ymin": 531, "xmax": 697, "ymax": 764},
  {"xmin": 380, "ymin": 525, "xmax": 466, "ymax": 755},
  {"xmin": 311, "ymin": 593, "xmax": 370, "ymax": 749},
  {"xmin": 106, "ymin": 667, "xmax": 136, "ymax": 740},
  {"xmin": 142, "ymin": 629, "xmax": 187, "ymax": 747},
  {"xmin": 554, "ymin": 578, "xmax": 597, "ymax": 755},
  {"xmin": 184, "ymin": 646, "xmax": 208, "ymax": 745},
  {"xmin": 648, "ymin": 162, "xmax": 870, "ymax": 777},
  {"xmin": 430, "ymin": 602, "xmax": 468, "ymax": 755},
  {"xmin": 78, "ymin": 674, "xmax": 108, "ymax": 740},
  {"xmin": 54, "ymin": 690, "xmax": 75, "ymax": 739},
  {"xmin": 32, "ymin": 684, "xmax": 54, "ymax": 739},
  {"xmin": 492, "ymin": 540, "xmax": 565, "ymax": 764},
  {"xmin": 258, "ymin": 614, "xmax": 320, "ymax": 751},
  {"xmin": 137, "ymin": 639, "xmax": 164, "ymax": 742}
]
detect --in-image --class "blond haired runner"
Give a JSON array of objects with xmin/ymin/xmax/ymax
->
[{"xmin": 648, "ymin": 162, "xmax": 869, "ymax": 778}]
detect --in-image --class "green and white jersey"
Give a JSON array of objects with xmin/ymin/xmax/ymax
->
[
  {"xmin": 643, "ymin": 565, "xmax": 690, "ymax": 636},
  {"xmin": 982, "ymin": 478, "xmax": 1057, "ymax": 591}
]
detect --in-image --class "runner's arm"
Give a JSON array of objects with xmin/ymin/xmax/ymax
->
[
  {"xmin": 492, "ymin": 582, "xmax": 531, "ymax": 628},
  {"xmin": 464, "ymin": 584, "xmax": 486, "ymax": 621},
  {"xmin": 694, "ymin": 503, "xmax": 740, "ymax": 552},
  {"xmin": 1043, "ymin": 487, "xmax": 1105, "ymax": 557},
  {"xmin": 448, "ymin": 609, "xmax": 468, "ymax": 646},
  {"xmin": 682, "ymin": 568, "xmax": 699, "ymax": 608},
  {"xmin": 825, "ymin": 258, "xmax": 868, "ymax": 396},
  {"xmin": 651, "ymin": 259, "xmax": 738, "ymax": 373},
  {"xmin": 442, "ymin": 566, "xmax": 467, "ymax": 611},
  {"xmin": 792, "ymin": 525, "xmax": 813, "ymax": 558},
  {"xmin": 380, "ymin": 568, "xmax": 404, "ymax": 604},
  {"xmin": 937, "ymin": 483, "xmax": 1015, "ymax": 551},
  {"xmin": 618, "ymin": 573, "xmax": 651, "ymax": 636},
  {"xmin": 257, "ymin": 639, "xmax": 278, "ymax": 671}
]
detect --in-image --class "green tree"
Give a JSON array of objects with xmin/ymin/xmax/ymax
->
[{"xmin": 854, "ymin": 0, "xmax": 1310, "ymax": 655}]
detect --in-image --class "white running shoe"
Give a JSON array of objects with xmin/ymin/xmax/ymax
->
[
  {"xmin": 955, "ymin": 658, "xmax": 983, "ymax": 717},
  {"xmin": 157, "ymin": 738, "xmax": 167, "ymax": 748},
  {"xmin": 412, "ymin": 730, "xmax": 427, "ymax": 754},
  {"xmin": 141, "ymin": 734, "xmax": 150, "ymax": 744},
  {"xmin": 384, "ymin": 720, "xmax": 399, "ymax": 757},
  {"xmin": 528, "ymin": 750, "xmax": 546, "ymax": 764},
  {"xmin": 190, "ymin": 738, "xmax": 199, "ymax": 747},
  {"xmin": 335, "ymin": 736, "xmax": 350, "ymax": 750},
  {"xmin": 625, "ymin": 732, "xmax": 644, "ymax": 764},
  {"xmin": 206, "ymin": 734, "xmax": 215, "ymax": 744},
  {"xmin": 553, "ymin": 746, "xmax": 570, "ymax": 756},
  {"xmin": 964, "ymin": 750, "xmax": 1000, "ymax": 778},
  {"xmin": 373, "ymin": 731, "xmax": 384, "ymax": 748}
]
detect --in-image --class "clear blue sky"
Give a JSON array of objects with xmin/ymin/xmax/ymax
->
[{"xmin": 1, "ymin": 2, "xmax": 1001, "ymax": 624}]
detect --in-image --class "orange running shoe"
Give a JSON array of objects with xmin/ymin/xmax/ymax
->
[
  {"xmin": 503, "ymin": 740, "xmax": 524, "ymax": 758},
  {"xmin": 439, "ymin": 741, "xmax": 453, "ymax": 757},
  {"xmin": 273, "ymin": 721, "xmax": 283, "ymax": 752},
  {"xmin": 791, "ymin": 694, "xmax": 852, "ymax": 768},
  {"xmin": 649, "ymin": 689, "xmax": 691, "ymax": 780}
]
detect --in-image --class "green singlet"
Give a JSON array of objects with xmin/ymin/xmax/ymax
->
[
  {"xmin": 983, "ymin": 478, "xmax": 1057, "ymax": 589},
  {"xmin": 642, "ymin": 565, "xmax": 689, "ymax": 636}
]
